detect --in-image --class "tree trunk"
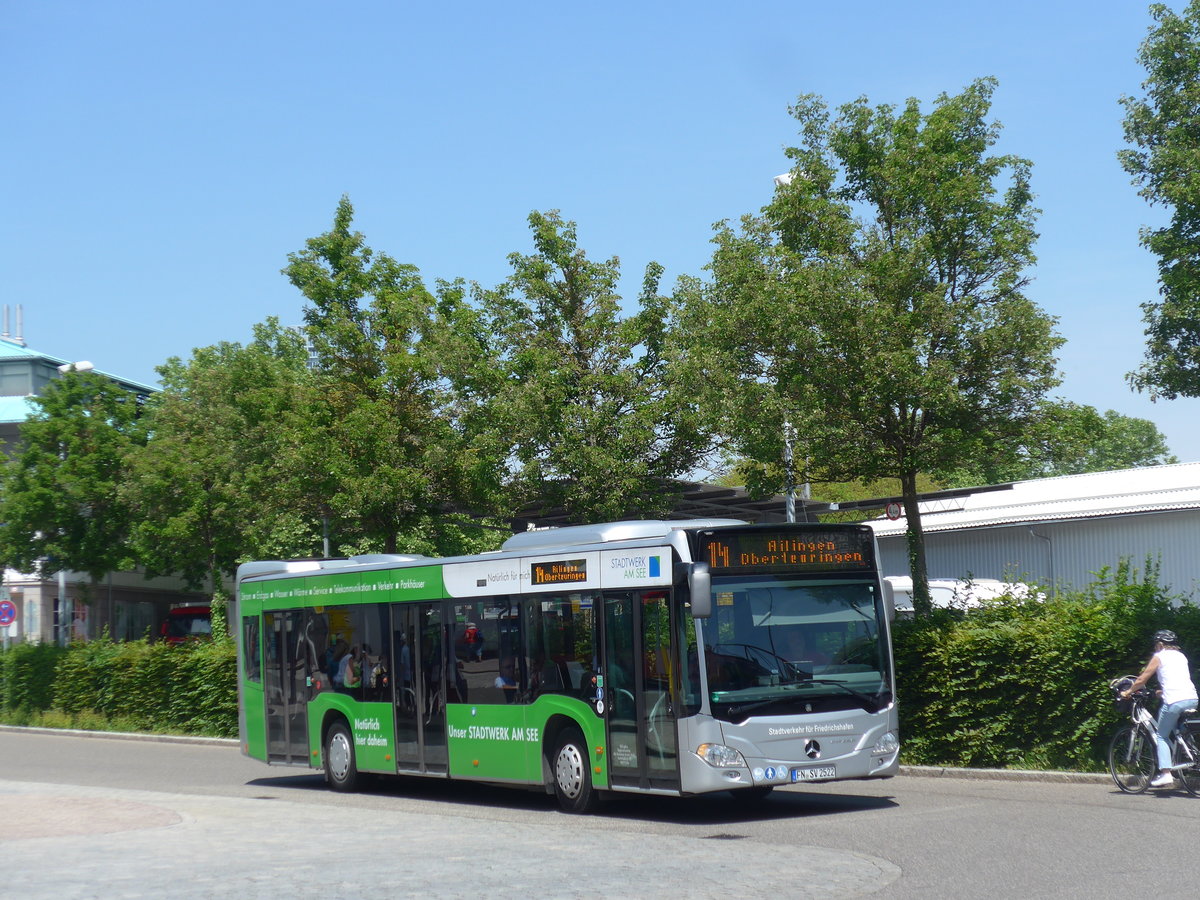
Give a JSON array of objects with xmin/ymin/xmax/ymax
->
[
  {"xmin": 900, "ymin": 469, "xmax": 932, "ymax": 617},
  {"xmin": 209, "ymin": 558, "xmax": 228, "ymax": 641}
]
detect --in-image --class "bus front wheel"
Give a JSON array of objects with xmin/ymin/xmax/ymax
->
[
  {"xmin": 552, "ymin": 728, "xmax": 597, "ymax": 813},
  {"xmin": 324, "ymin": 721, "xmax": 359, "ymax": 792},
  {"xmin": 729, "ymin": 785, "xmax": 774, "ymax": 803}
]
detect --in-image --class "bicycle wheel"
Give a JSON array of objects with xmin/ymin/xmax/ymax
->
[
  {"xmin": 1108, "ymin": 725, "xmax": 1155, "ymax": 794},
  {"xmin": 1176, "ymin": 737, "xmax": 1200, "ymax": 796}
]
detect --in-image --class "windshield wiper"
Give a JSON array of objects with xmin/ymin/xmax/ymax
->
[
  {"xmin": 803, "ymin": 679, "xmax": 889, "ymax": 714},
  {"xmin": 711, "ymin": 643, "xmax": 804, "ymax": 681},
  {"xmin": 726, "ymin": 695, "xmax": 809, "ymax": 721}
]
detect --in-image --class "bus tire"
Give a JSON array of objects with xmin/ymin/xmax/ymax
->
[
  {"xmin": 552, "ymin": 727, "xmax": 597, "ymax": 813},
  {"xmin": 324, "ymin": 720, "xmax": 359, "ymax": 792}
]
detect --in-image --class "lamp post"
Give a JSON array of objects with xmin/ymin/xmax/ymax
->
[
  {"xmin": 784, "ymin": 419, "xmax": 796, "ymax": 524},
  {"xmin": 59, "ymin": 568, "xmax": 69, "ymax": 646},
  {"xmin": 52, "ymin": 360, "xmax": 96, "ymax": 643},
  {"xmin": 774, "ymin": 172, "xmax": 812, "ymax": 523},
  {"xmin": 57, "ymin": 361, "xmax": 94, "ymax": 374}
]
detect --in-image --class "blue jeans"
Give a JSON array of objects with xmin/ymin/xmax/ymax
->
[{"xmin": 1156, "ymin": 699, "xmax": 1198, "ymax": 770}]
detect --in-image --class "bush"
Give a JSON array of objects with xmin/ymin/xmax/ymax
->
[
  {"xmin": 0, "ymin": 634, "xmax": 237, "ymax": 738},
  {"xmin": 169, "ymin": 641, "xmax": 237, "ymax": 736},
  {"xmin": 0, "ymin": 642, "xmax": 67, "ymax": 713},
  {"xmin": 53, "ymin": 634, "xmax": 124, "ymax": 715},
  {"xmin": 894, "ymin": 559, "xmax": 1191, "ymax": 771}
]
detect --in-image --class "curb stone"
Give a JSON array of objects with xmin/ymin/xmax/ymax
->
[
  {"xmin": 0, "ymin": 723, "xmax": 238, "ymax": 747},
  {"xmin": 900, "ymin": 764, "xmax": 1110, "ymax": 784}
]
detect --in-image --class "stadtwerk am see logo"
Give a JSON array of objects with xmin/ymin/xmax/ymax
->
[{"xmin": 609, "ymin": 555, "xmax": 661, "ymax": 578}]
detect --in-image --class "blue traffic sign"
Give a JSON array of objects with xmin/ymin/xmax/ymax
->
[{"xmin": 0, "ymin": 599, "xmax": 16, "ymax": 627}]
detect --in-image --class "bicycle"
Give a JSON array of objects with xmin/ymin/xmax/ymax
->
[{"xmin": 1107, "ymin": 676, "xmax": 1200, "ymax": 794}]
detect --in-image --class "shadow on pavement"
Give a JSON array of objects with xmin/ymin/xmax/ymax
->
[{"xmin": 246, "ymin": 770, "xmax": 898, "ymax": 824}]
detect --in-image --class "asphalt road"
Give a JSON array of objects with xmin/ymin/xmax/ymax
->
[{"xmin": 1, "ymin": 728, "xmax": 1197, "ymax": 899}]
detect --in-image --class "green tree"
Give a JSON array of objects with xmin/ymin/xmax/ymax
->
[
  {"xmin": 941, "ymin": 402, "xmax": 1178, "ymax": 485},
  {"xmin": 284, "ymin": 196, "xmax": 498, "ymax": 552},
  {"xmin": 679, "ymin": 79, "xmax": 1062, "ymax": 615},
  {"xmin": 1072, "ymin": 407, "xmax": 1177, "ymax": 472},
  {"xmin": 1121, "ymin": 1, "xmax": 1200, "ymax": 399},
  {"xmin": 0, "ymin": 370, "xmax": 145, "ymax": 586},
  {"xmin": 124, "ymin": 319, "xmax": 318, "ymax": 601},
  {"xmin": 473, "ymin": 210, "xmax": 713, "ymax": 522}
]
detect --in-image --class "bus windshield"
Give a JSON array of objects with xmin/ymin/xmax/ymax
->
[{"xmin": 701, "ymin": 576, "xmax": 892, "ymax": 723}]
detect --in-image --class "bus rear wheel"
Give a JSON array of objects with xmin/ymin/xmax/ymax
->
[
  {"xmin": 552, "ymin": 728, "xmax": 597, "ymax": 813},
  {"xmin": 324, "ymin": 721, "xmax": 359, "ymax": 792}
]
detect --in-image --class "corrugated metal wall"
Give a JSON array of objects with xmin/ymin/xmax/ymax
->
[{"xmin": 877, "ymin": 509, "xmax": 1200, "ymax": 599}]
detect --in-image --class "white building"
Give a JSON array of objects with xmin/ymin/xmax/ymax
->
[
  {"xmin": 0, "ymin": 320, "xmax": 208, "ymax": 644},
  {"xmin": 867, "ymin": 463, "xmax": 1200, "ymax": 600}
]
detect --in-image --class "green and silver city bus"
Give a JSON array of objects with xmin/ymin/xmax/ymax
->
[{"xmin": 234, "ymin": 519, "xmax": 900, "ymax": 812}]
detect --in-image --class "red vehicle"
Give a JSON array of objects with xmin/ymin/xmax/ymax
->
[{"xmin": 161, "ymin": 606, "xmax": 212, "ymax": 645}]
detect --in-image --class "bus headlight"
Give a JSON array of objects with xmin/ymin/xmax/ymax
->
[
  {"xmin": 696, "ymin": 743, "xmax": 746, "ymax": 768},
  {"xmin": 873, "ymin": 731, "xmax": 900, "ymax": 755}
]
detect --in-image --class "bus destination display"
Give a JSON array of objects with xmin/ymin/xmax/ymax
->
[
  {"xmin": 701, "ymin": 529, "xmax": 875, "ymax": 574},
  {"xmin": 530, "ymin": 558, "xmax": 588, "ymax": 586}
]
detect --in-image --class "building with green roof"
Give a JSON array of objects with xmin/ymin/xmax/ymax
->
[
  {"xmin": 0, "ymin": 324, "xmax": 155, "ymax": 451},
  {"xmin": 0, "ymin": 318, "xmax": 206, "ymax": 645}
]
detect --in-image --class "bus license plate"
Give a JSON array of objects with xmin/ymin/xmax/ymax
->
[{"xmin": 791, "ymin": 765, "xmax": 836, "ymax": 782}]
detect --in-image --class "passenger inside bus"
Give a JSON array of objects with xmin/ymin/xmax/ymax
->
[
  {"xmin": 394, "ymin": 630, "xmax": 415, "ymax": 712},
  {"xmin": 496, "ymin": 655, "xmax": 519, "ymax": 703},
  {"xmin": 339, "ymin": 646, "xmax": 363, "ymax": 690},
  {"xmin": 326, "ymin": 637, "xmax": 349, "ymax": 684}
]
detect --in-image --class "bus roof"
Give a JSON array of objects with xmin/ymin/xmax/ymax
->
[
  {"xmin": 500, "ymin": 519, "xmax": 746, "ymax": 553},
  {"xmin": 235, "ymin": 519, "xmax": 749, "ymax": 585},
  {"xmin": 236, "ymin": 553, "xmax": 430, "ymax": 583}
]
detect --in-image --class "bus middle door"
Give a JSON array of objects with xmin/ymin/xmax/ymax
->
[{"xmin": 391, "ymin": 602, "xmax": 449, "ymax": 775}]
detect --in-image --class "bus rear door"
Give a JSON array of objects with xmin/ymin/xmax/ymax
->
[{"xmin": 264, "ymin": 610, "xmax": 310, "ymax": 764}]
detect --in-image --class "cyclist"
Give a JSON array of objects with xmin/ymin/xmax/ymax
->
[{"xmin": 1121, "ymin": 629, "xmax": 1199, "ymax": 788}]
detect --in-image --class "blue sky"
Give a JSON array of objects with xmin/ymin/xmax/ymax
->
[{"xmin": 4, "ymin": 2, "xmax": 1194, "ymax": 463}]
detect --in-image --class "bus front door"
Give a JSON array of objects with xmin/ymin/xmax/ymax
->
[
  {"xmin": 602, "ymin": 590, "xmax": 681, "ymax": 792},
  {"xmin": 264, "ymin": 610, "xmax": 310, "ymax": 765}
]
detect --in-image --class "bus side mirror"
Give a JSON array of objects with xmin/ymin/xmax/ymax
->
[{"xmin": 678, "ymin": 562, "xmax": 712, "ymax": 618}]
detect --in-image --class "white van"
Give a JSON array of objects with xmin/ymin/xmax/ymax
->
[{"xmin": 885, "ymin": 576, "xmax": 1041, "ymax": 615}]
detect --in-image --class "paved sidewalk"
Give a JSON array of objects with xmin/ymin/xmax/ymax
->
[{"xmin": 0, "ymin": 726, "xmax": 1118, "ymax": 898}]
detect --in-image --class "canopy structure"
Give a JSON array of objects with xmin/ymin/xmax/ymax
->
[{"xmin": 509, "ymin": 480, "xmax": 1014, "ymax": 531}]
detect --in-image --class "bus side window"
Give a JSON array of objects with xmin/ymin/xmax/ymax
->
[
  {"xmin": 453, "ymin": 598, "xmax": 521, "ymax": 705},
  {"xmin": 526, "ymin": 592, "xmax": 596, "ymax": 701},
  {"xmin": 680, "ymin": 607, "xmax": 701, "ymax": 716},
  {"xmin": 361, "ymin": 604, "xmax": 391, "ymax": 702},
  {"xmin": 243, "ymin": 616, "xmax": 261, "ymax": 683}
]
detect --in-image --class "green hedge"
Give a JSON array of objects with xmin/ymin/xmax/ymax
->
[
  {"xmin": 0, "ymin": 642, "xmax": 67, "ymax": 714},
  {"xmin": 0, "ymin": 636, "xmax": 237, "ymax": 738},
  {"xmin": 893, "ymin": 559, "xmax": 1200, "ymax": 771}
]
